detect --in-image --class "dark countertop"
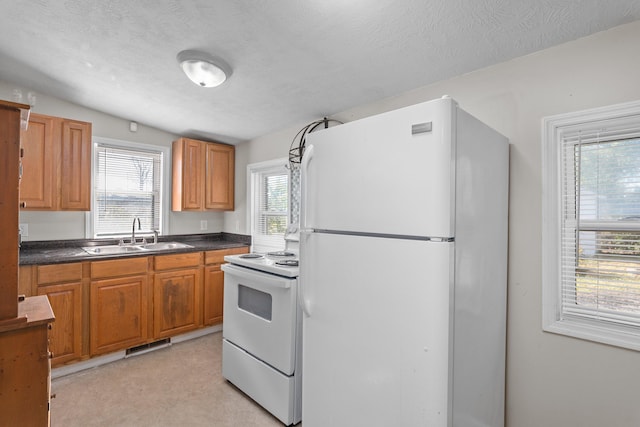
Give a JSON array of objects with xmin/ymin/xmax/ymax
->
[{"xmin": 19, "ymin": 232, "xmax": 251, "ymax": 265}]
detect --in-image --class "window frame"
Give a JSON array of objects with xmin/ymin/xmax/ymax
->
[
  {"xmin": 542, "ymin": 99, "xmax": 640, "ymax": 351},
  {"xmin": 86, "ymin": 136, "xmax": 170, "ymax": 239},
  {"xmin": 247, "ymin": 158, "xmax": 289, "ymax": 253}
]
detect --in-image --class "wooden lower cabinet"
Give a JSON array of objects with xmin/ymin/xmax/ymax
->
[
  {"xmin": 203, "ymin": 247, "xmax": 249, "ymax": 326},
  {"xmin": 90, "ymin": 257, "xmax": 149, "ymax": 356},
  {"xmin": 203, "ymin": 266, "xmax": 225, "ymax": 325},
  {"xmin": 18, "ymin": 262, "xmax": 85, "ymax": 367},
  {"xmin": 153, "ymin": 252, "xmax": 202, "ymax": 338},
  {"xmin": 37, "ymin": 281, "xmax": 82, "ymax": 365},
  {"xmin": 153, "ymin": 268, "xmax": 201, "ymax": 338},
  {"xmin": 90, "ymin": 274, "xmax": 149, "ymax": 356},
  {"xmin": 20, "ymin": 246, "xmax": 249, "ymax": 366}
]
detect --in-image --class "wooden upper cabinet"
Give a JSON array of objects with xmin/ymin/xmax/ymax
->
[
  {"xmin": 19, "ymin": 114, "xmax": 55, "ymax": 209},
  {"xmin": 205, "ymin": 142, "xmax": 234, "ymax": 210},
  {"xmin": 172, "ymin": 138, "xmax": 205, "ymax": 211},
  {"xmin": 60, "ymin": 119, "xmax": 91, "ymax": 210},
  {"xmin": 172, "ymin": 137, "xmax": 234, "ymax": 211},
  {"xmin": 20, "ymin": 113, "xmax": 92, "ymax": 211}
]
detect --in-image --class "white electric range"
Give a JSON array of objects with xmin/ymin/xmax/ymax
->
[{"xmin": 221, "ymin": 250, "xmax": 301, "ymax": 426}]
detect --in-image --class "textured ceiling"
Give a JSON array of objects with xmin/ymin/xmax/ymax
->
[{"xmin": 0, "ymin": 1, "xmax": 639, "ymax": 144}]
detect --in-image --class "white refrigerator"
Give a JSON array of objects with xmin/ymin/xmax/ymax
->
[{"xmin": 299, "ymin": 97, "xmax": 509, "ymax": 426}]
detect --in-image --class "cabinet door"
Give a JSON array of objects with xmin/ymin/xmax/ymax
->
[
  {"xmin": 0, "ymin": 324, "xmax": 50, "ymax": 426},
  {"xmin": 205, "ymin": 142, "xmax": 235, "ymax": 210},
  {"xmin": 20, "ymin": 114, "xmax": 56, "ymax": 209},
  {"xmin": 90, "ymin": 275, "xmax": 148, "ymax": 355},
  {"xmin": 60, "ymin": 119, "xmax": 91, "ymax": 210},
  {"xmin": 153, "ymin": 268, "xmax": 201, "ymax": 338},
  {"xmin": 172, "ymin": 138, "xmax": 204, "ymax": 211},
  {"xmin": 38, "ymin": 282, "xmax": 82, "ymax": 366},
  {"xmin": 203, "ymin": 265, "xmax": 224, "ymax": 325}
]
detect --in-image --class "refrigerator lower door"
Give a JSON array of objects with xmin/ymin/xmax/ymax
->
[{"xmin": 300, "ymin": 231, "xmax": 454, "ymax": 427}]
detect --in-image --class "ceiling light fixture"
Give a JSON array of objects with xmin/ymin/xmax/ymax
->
[{"xmin": 177, "ymin": 50, "xmax": 231, "ymax": 88}]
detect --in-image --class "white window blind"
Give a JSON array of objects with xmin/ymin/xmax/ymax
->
[
  {"xmin": 93, "ymin": 142, "xmax": 163, "ymax": 238},
  {"xmin": 249, "ymin": 160, "xmax": 289, "ymax": 253},
  {"xmin": 543, "ymin": 100, "xmax": 640, "ymax": 350}
]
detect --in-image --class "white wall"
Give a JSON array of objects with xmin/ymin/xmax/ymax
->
[
  {"xmin": 0, "ymin": 82, "xmax": 224, "ymax": 240},
  {"xmin": 228, "ymin": 20, "xmax": 640, "ymax": 427}
]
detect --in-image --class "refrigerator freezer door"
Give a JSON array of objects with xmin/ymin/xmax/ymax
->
[
  {"xmin": 304, "ymin": 98, "xmax": 456, "ymax": 238},
  {"xmin": 300, "ymin": 231, "xmax": 454, "ymax": 426}
]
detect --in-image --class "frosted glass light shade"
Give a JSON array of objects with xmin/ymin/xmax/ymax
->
[{"xmin": 177, "ymin": 50, "xmax": 230, "ymax": 88}]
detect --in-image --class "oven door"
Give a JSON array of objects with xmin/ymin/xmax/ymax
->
[{"xmin": 222, "ymin": 263, "xmax": 298, "ymax": 375}]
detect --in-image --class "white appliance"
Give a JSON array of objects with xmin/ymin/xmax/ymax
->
[
  {"xmin": 221, "ymin": 251, "xmax": 301, "ymax": 426},
  {"xmin": 299, "ymin": 97, "xmax": 509, "ymax": 426}
]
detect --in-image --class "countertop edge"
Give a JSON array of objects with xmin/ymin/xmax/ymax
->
[{"xmin": 19, "ymin": 232, "xmax": 251, "ymax": 266}]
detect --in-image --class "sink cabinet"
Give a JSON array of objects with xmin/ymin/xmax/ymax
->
[
  {"xmin": 153, "ymin": 252, "xmax": 202, "ymax": 338},
  {"xmin": 19, "ymin": 245, "xmax": 249, "ymax": 366},
  {"xmin": 90, "ymin": 257, "xmax": 150, "ymax": 356},
  {"xmin": 203, "ymin": 247, "xmax": 249, "ymax": 326},
  {"xmin": 20, "ymin": 113, "xmax": 92, "ymax": 211},
  {"xmin": 172, "ymin": 137, "xmax": 235, "ymax": 211}
]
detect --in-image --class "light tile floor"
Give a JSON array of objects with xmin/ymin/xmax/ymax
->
[{"xmin": 51, "ymin": 332, "xmax": 298, "ymax": 426}]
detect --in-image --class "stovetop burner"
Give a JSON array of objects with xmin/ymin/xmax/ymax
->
[
  {"xmin": 275, "ymin": 259, "xmax": 299, "ymax": 267},
  {"xmin": 267, "ymin": 251, "xmax": 296, "ymax": 257},
  {"xmin": 240, "ymin": 253, "xmax": 264, "ymax": 259}
]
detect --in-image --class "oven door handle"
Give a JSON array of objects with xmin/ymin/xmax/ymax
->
[{"xmin": 221, "ymin": 264, "xmax": 292, "ymax": 289}]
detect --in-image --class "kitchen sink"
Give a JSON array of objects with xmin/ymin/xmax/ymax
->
[
  {"xmin": 82, "ymin": 241, "xmax": 194, "ymax": 256},
  {"xmin": 82, "ymin": 245, "xmax": 147, "ymax": 255},
  {"xmin": 139, "ymin": 242, "xmax": 194, "ymax": 251}
]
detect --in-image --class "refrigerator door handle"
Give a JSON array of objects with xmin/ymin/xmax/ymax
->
[
  {"xmin": 298, "ymin": 230, "xmax": 312, "ymax": 317},
  {"xmin": 300, "ymin": 144, "xmax": 314, "ymax": 233}
]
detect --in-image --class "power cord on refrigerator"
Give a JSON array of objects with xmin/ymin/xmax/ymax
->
[{"xmin": 288, "ymin": 117, "xmax": 343, "ymax": 169}]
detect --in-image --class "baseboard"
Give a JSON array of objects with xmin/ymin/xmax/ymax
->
[{"xmin": 52, "ymin": 325, "xmax": 222, "ymax": 380}]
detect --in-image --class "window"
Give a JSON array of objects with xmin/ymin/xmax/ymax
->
[
  {"xmin": 542, "ymin": 100, "xmax": 640, "ymax": 351},
  {"xmin": 90, "ymin": 137, "xmax": 168, "ymax": 239},
  {"xmin": 248, "ymin": 159, "xmax": 289, "ymax": 252}
]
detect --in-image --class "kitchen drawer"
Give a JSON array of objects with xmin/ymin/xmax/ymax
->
[
  {"xmin": 205, "ymin": 247, "xmax": 248, "ymax": 265},
  {"xmin": 91, "ymin": 257, "xmax": 148, "ymax": 279},
  {"xmin": 154, "ymin": 252, "xmax": 201, "ymax": 271},
  {"xmin": 37, "ymin": 262, "xmax": 83, "ymax": 285}
]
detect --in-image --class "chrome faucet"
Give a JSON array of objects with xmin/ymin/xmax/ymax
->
[{"xmin": 131, "ymin": 217, "xmax": 141, "ymax": 244}]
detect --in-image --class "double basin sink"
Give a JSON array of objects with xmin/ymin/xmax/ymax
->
[{"xmin": 82, "ymin": 242, "xmax": 194, "ymax": 256}]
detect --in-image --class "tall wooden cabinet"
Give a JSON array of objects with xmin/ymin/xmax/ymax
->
[
  {"xmin": 20, "ymin": 113, "xmax": 91, "ymax": 211},
  {"xmin": 172, "ymin": 137, "xmax": 235, "ymax": 211},
  {"xmin": 0, "ymin": 296, "xmax": 55, "ymax": 427},
  {"xmin": 0, "ymin": 100, "xmax": 55, "ymax": 426},
  {"xmin": 0, "ymin": 101, "xmax": 23, "ymax": 318}
]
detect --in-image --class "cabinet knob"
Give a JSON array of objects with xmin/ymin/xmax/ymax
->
[{"xmin": 20, "ymin": 201, "xmax": 27, "ymax": 208}]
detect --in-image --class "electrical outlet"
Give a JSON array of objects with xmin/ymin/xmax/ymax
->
[
  {"xmin": 19, "ymin": 223, "xmax": 28, "ymax": 237},
  {"xmin": 200, "ymin": 220, "xmax": 208, "ymax": 231}
]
